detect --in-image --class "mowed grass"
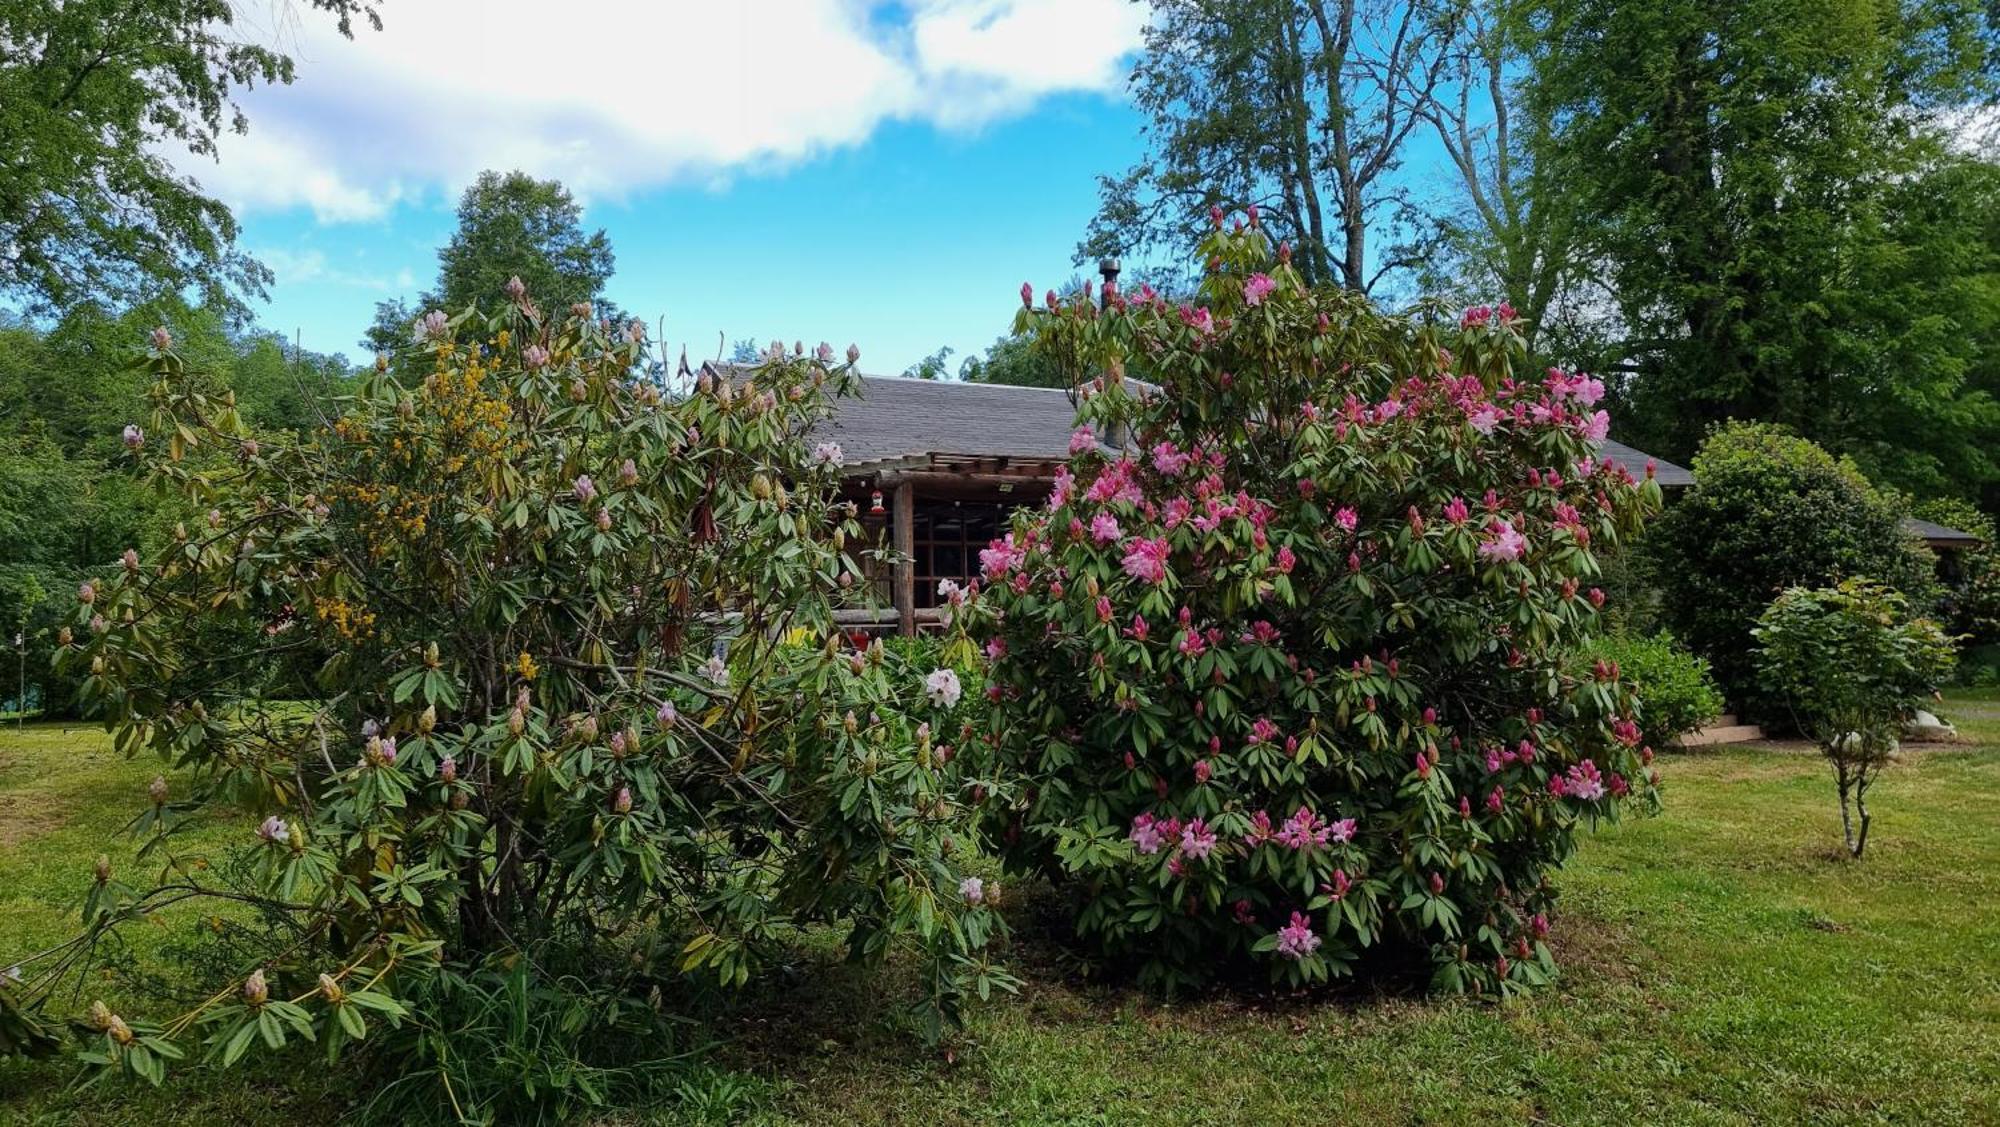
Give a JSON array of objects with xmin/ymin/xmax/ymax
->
[{"xmin": 1, "ymin": 704, "xmax": 1997, "ymax": 1126}]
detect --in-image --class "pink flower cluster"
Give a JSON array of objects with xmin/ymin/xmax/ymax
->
[
  {"xmin": 1274, "ymin": 912, "xmax": 1320, "ymax": 960},
  {"xmin": 1244, "ymin": 806, "xmax": 1355, "ymax": 852},
  {"xmin": 1121, "ymin": 537, "xmax": 1170, "ymax": 584}
]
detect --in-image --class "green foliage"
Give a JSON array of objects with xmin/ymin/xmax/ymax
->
[
  {"xmin": 12, "ymin": 295, "xmax": 1007, "ymax": 1093},
  {"xmin": 0, "ymin": 303, "xmax": 355, "ymax": 717},
  {"xmin": 1524, "ymin": 0, "xmax": 2000, "ymax": 496},
  {"xmin": 962, "ymin": 217, "xmax": 1663, "ymax": 994},
  {"xmin": 364, "ymin": 171, "xmax": 621, "ymax": 360},
  {"xmin": 1583, "ymin": 631, "xmax": 1722, "ymax": 749},
  {"xmin": 1650, "ymin": 422, "xmax": 1937, "ymax": 719},
  {"xmin": 958, "ymin": 332, "xmax": 1067, "ymax": 389},
  {"xmin": 0, "ymin": 0, "xmax": 380, "ymax": 316},
  {"xmin": 900, "ymin": 346, "xmax": 956, "ymax": 381},
  {"xmin": 1753, "ymin": 579, "xmax": 1956, "ymax": 856}
]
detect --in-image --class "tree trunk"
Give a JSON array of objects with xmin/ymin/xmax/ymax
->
[
  {"xmin": 1851, "ymin": 770, "xmax": 1872, "ymax": 859},
  {"xmin": 1836, "ymin": 764, "xmax": 1858, "ymax": 856}
]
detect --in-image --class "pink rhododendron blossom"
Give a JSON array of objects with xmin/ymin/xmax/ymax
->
[
  {"xmin": 1580, "ymin": 410, "xmax": 1611, "ymax": 442},
  {"xmin": 1469, "ymin": 406, "xmax": 1502, "ymax": 434},
  {"xmin": 1243, "ymin": 273, "xmax": 1276, "ymax": 306},
  {"xmin": 1070, "ymin": 426, "xmax": 1097, "ymax": 455},
  {"xmin": 1193, "ymin": 758, "xmax": 1213, "ymax": 785},
  {"xmin": 1327, "ymin": 817, "xmax": 1357, "ymax": 844},
  {"xmin": 1275, "ymin": 912, "xmax": 1321, "ymax": 960},
  {"xmin": 960, "ymin": 876, "xmax": 986, "ymax": 905},
  {"xmin": 1122, "ymin": 537, "xmax": 1171, "ymax": 584},
  {"xmin": 1090, "ymin": 512, "xmax": 1123, "ymax": 544},
  {"xmin": 1336, "ymin": 506, "xmax": 1358, "ymax": 532},
  {"xmin": 1151, "ymin": 441, "xmax": 1193, "ymax": 477},
  {"xmin": 1248, "ymin": 716, "xmax": 1280, "ymax": 746},
  {"xmin": 1130, "ymin": 813, "xmax": 1166, "ymax": 854},
  {"xmin": 1275, "ymin": 807, "xmax": 1334, "ymax": 850},
  {"xmin": 1480, "ymin": 519, "xmax": 1526, "ymax": 561},
  {"xmin": 1275, "ymin": 545, "xmax": 1296, "ymax": 574},
  {"xmin": 257, "ymin": 815, "xmax": 290, "ymax": 844},
  {"xmin": 811, "ymin": 441, "xmax": 844, "ymax": 468},
  {"xmin": 1181, "ymin": 818, "xmax": 1218, "ymax": 859},
  {"xmin": 981, "ymin": 534, "xmax": 1027, "ymax": 579},
  {"xmin": 1566, "ymin": 759, "xmax": 1607, "ymax": 801},
  {"xmin": 573, "ymin": 475, "xmax": 597, "ymax": 503}
]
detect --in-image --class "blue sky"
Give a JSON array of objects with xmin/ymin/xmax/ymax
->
[{"xmin": 196, "ymin": 1, "xmax": 1154, "ymax": 374}]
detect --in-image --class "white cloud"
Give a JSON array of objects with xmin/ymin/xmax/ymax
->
[
  {"xmin": 253, "ymin": 246, "xmax": 397, "ymax": 291},
  {"xmin": 183, "ymin": 0, "xmax": 1147, "ymax": 222}
]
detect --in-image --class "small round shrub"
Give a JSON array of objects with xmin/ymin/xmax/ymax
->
[
  {"xmin": 1651, "ymin": 423, "xmax": 1936, "ymax": 720},
  {"xmin": 957, "ymin": 217, "xmax": 1664, "ymax": 994},
  {"xmin": 13, "ymin": 300, "xmax": 1006, "ymax": 1098},
  {"xmin": 1583, "ymin": 631, "xmax": 1723, "ymax": 749},
  {"xmin": 1754, "ymin": 579, "xmax": 1955, "ymax": 857}
]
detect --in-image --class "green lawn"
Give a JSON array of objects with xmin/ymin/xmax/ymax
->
[{"xmin": 2, "ymin": 706, "xmax": 1997, "ymax": 1125}]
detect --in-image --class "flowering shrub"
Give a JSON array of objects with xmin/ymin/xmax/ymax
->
[
  {"xmin": 957, "ymin": 215, "xmax": 1664, "ymax": 993},
  {"xmin": 1754, "ymin": 579, "xmax": 1956, "ymax": 858},
  {"xmin": 10, "ymin": 293, "xmax": 1007, "ymax": 1094}
]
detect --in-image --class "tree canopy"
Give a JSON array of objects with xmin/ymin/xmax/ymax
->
[
  {"xmin": 0, "ymin": 0, "xmax": 381, "ymax": 316},
  {"xmin": 1523, "ymin": 0, "xmax": 2000, "ymax": 496},
  {"xmin": 364, "ymin": 171, "xmax": 618, "ymax": 357}
]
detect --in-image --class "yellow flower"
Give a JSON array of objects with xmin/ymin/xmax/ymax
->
[{"xmin": 516, "ymin": 651, "xmax": 539, "ymax": 680}]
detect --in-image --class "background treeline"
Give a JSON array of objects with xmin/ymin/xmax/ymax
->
[{"xmin": 0, "ymin": 301, "xmax": 356, "ymax": 714}]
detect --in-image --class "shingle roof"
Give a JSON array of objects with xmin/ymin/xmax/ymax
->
[
  {"xmin": 1902, "ymin": 517, "xmax": 1981, "ymax": 546},
  {"xmin": 811, "ymin": 374, "xmax": 1699, "ymax": 488},
  {"xmin": 1601, "ymin": 439, "xmax": 1693, "ymax": 487},
  {"xmin": 816, "ymin": 376, "xmax": 1085, "ymax": 470}
]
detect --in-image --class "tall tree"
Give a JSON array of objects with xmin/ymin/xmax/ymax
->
[
  {"xmin": 1083, "ymin": 0, "xmax": 1462, "ymax": 294},
  {"xmin": 1411, "ymin": 0, "xmax": 1590, "ymax": 354},
  {"xmin": 1524, "ymin": 0, "xmax": 2000, "ymax": 495},
  {"xmin": 363, "ymin": 171, "xmax": 617, "ymax": 355},
  {"xmin": 0, "ymin": 0, "xmax": 381, "ymax": 316}
]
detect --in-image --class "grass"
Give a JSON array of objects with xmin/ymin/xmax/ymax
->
[{"xmin": 2, "ymin": 704, "xmax": 1997, "ymax": 1125}]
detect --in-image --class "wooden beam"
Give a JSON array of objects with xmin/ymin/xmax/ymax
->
[{"xmin": 893, "ymin": 479, "xmax": 916, "ymax": 636}]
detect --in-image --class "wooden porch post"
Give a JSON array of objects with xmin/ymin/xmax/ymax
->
[{"xmin": 892, "ymin": 479, "xmax": 916, "ymax": 636}]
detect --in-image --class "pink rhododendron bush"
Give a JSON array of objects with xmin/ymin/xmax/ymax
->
[
  {"xmin": 956, "ymin": 216, "xmax": 1665, "ymax": 993},
  {"xmin": 5, "ymin": 292, "xmax": 1003, "ymax": 1098}
]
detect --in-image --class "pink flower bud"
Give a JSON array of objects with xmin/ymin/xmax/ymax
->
[
  {"xmin": 122, "ymin": 424, "xmax": 143, "ymax": 450},
  {"xmin": 613, "ymin": 786, "xmax": 632, "ymax": 814},
  {"xmin": 149, "ymin": 326, "xmax": 173, "ymax": 351}
]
